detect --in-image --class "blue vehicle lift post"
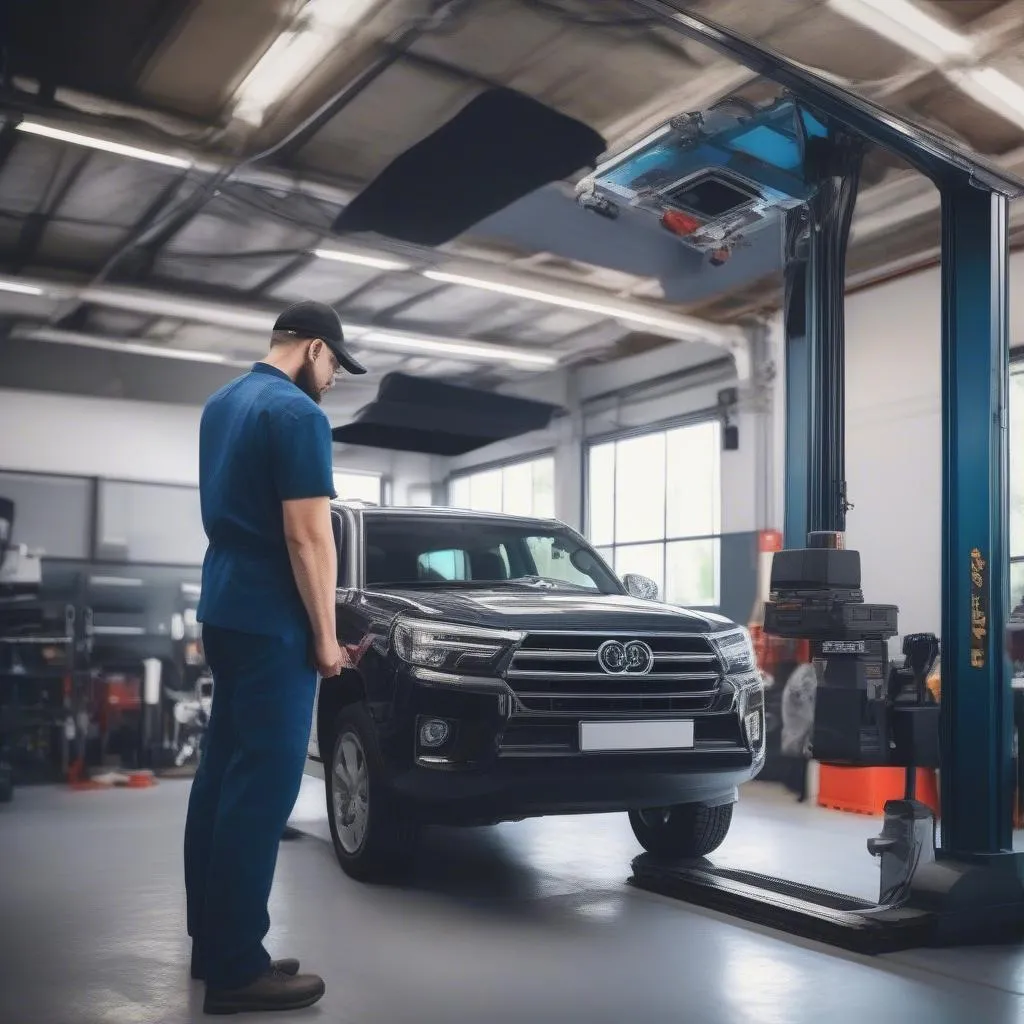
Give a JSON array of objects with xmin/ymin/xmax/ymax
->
[{"xmin": 629, "ymin": 0, "xmax": 1024, "ymax": 950}]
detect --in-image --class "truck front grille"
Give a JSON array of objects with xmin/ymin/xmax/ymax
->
[{"xmin": 504, "ymin": 631, "xmax": 722, "ymax": 717}]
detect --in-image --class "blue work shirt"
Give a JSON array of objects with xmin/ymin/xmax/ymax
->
[{"xmin": 197, "ymin": 362, "xmax": 336, "ymax": 642}]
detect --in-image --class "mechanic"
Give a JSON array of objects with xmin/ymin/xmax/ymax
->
[{"xmin": 184, "ymin": 300, "xmax": 365, "ymax": 1015}]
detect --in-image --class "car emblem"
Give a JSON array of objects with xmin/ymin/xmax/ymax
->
[{"xmin": 596, "ymin": 639, "xmax": 655, "ymax": 675}]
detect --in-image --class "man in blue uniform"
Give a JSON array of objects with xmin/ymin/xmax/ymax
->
[{"xmin": 185, "ymin": 301, "xmax": 365, "ymax": 1015}]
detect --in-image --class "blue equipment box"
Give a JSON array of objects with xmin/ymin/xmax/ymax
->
[{"xmin": 576, "ymin": 97, "xmax": 828, "ymax": 262}]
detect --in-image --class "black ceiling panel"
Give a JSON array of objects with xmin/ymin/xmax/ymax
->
[
  {"xmin": 3, "ymin": 0, "xmax": 193, "ymax": 101},
  {"xmin": 333, "ymin": 87, "xmax": 606, "ymax": 246},
  {"xmin": 331, "ymin": 372, "xmax": 562, "ymax": 455}
]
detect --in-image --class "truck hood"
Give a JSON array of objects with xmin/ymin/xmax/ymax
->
[{"xmin": 366, "ymin": 585, "xmax": 733, "ymax": 633}]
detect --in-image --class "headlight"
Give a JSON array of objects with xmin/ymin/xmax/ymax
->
[
  {"xmin": 710, "ymin": 627, "xmax": 757, "ymax": 675},
  {"xmin": 392, "ymin": 618, "xmax": 524, "ymax": 675}
]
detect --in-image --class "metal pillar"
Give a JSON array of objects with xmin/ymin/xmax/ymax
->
[
  {"xmin": 782, "ymin": 210, "xmax": 810, "ymax": 548},
  {"xmin": 782, "ymin": 135, "xmax": 862, "ymax": 546},
  {"xmin": 938, "ymin": 181, "xmax": 1013, "ymax": 857}
]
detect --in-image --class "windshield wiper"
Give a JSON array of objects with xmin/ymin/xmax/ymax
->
[{"xmin": 508, "ymin": 575, "xmax": 593, "ymax": 591}]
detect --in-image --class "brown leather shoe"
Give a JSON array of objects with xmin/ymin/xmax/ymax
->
[
  {"xmin": 203, "ymin": 967, "xmax": 325, "ymax": 1015},
  {"xmin": 192, "ymin": 957, "xmax": 300, "ymax": 982}
]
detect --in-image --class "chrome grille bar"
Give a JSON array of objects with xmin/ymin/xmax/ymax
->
[
  {"xmin": 506, "ymin": 669, "xmax": 720, "ymax": 683},
  {"xmin": 514, "ymin": 689, "xmax": 720, "ymax": 700},
  {"xmin": 504, "ymin": 630, "xmax": 723, "ymax": 718}
]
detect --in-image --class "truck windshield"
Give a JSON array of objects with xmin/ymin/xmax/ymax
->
[{"xmin": 362, "ymin": 514, "xmax": 623, "ymax": 594}]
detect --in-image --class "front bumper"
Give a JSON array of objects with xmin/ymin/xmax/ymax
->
[{"xmin": 374, "ymin": 664, "xmax": 764, "ymax": 826}]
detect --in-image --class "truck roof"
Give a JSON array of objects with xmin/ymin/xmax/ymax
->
[{"xmin": 331, "ymin": 499, "xmax": 560, "ymax": 528}]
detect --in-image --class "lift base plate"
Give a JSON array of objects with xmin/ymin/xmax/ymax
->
[
  {"xmin": 632, "ymin": 854, "xmax": 1024, "ymax": 954},
  {"xmin": 630, "ymin": 860, "xmax": 934, "ymax": 954}
]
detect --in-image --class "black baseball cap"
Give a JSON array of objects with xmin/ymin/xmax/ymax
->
[{"xmin": 273, "ymin": 300, "xmax": 367, "ymax": 375}]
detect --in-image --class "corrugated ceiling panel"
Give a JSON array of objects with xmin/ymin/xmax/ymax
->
[
  {"xmin": 57, "ymin": 153, "xmax": 183, "ymax": 226},
  {"xmin": 269, "ymin": 258, "xmax": 386, "ymax": 304},
  {"xmin": 340, "ymin": 277, "xmax": 442, "ymax": 317}
]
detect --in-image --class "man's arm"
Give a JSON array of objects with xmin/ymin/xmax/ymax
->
[
  {"xmin": 269, "ymin": 407, "xmax": 344, "ymax": 676},
  {"xmin": 282, "ymin": 497, "xmax": 338, "ymax": 652}
]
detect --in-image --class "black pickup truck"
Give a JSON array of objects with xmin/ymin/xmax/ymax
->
[{"xmin": 309, "ymin": 501, "xmax": 765, "ymax": 879}]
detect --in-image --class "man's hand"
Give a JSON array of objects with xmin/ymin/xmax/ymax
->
[{"xmin": 314, "ymin": 636, "xmax": 346, "ymax": 678}]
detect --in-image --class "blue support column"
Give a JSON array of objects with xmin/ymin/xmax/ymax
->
[
  {"xmin": 782, "ymin": 151, "xmax": 860, "ymax": 548},
  {"xmin": 782, "ymin": 211, "xmax": 810, "ymax": 548},
  {"xmin": 939, "ymin": 182, "xmax": 1013, "ymax": 857}
]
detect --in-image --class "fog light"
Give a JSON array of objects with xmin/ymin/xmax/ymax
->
[
  {"xmin": 419, "ymin": 718, "xmax": 450, "ymax": 748},
  {"xmin": 745, "ymin": 710, "xmax": 762, "ymax": 746}
]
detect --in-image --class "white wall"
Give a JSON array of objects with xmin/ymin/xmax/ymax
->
[
  {"xmin": 0, "ymin": 388, "xmax": 204, "ymax": 484},
  {"xmin": 0, "ymin": 387, "xmax": 431, "ymax": 497},
  {"xmin": 843, "ymin": 269, "xmax": 943, "ymax": 640}
]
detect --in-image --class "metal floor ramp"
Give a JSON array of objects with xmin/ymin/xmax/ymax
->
[{"xmin": 630, "ymin": 860, "xmax": 936, "ymax": 955}]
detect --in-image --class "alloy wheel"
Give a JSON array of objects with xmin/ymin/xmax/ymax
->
[{"xmin": 332, "ymin": 730, "xmax": 369, "ymax": 854}]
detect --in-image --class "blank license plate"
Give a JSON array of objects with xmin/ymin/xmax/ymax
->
[{"xmin": 579, "ymin": 720, "xmax": 695, "ymax": 753}]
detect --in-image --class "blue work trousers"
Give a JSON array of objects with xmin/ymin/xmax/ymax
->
[{"xmin": 184, "ymin": 625, "xmax": 317, "ymax": 990}]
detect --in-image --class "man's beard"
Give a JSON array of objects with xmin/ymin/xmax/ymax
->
[{"xmin": 296, "ymin": 364, "xmax": 322, "ymax": 404}]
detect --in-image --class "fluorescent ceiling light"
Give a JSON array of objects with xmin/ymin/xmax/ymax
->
[
  {"xmin": 232, "ymin": 0, "xmax": 379, "ymax": 126},
  {"xmin": 828, "ymin": 0, "xmax": 973, "ymax": 64},
  {"xmin": 15, "ymin": 121, "xmax": 192, "ymax": 169},
  {"xmin": 955, "ymin": 67, "xmax": 1024, "ymax": 127},
  {"xmin": 0, "ymin": 280, "xmax": 44, "ymax": 296},
  {"xmin": 363, "ymin": 331, "xmax": 557, "ymax": 368},
  {"xmin": 313, "ymin": 248, "xmax": 410, "ymax": 271},
  {"xmin": 16, "ymin": 327, "xmax": 247, "ymax": 366},
  {"xmin": 422, "ymin": 270, "xmax": 691, "ymax": 335},
  {"xmin": 80, "ymin": 287, "xmax": 273, "ymax": 333}
]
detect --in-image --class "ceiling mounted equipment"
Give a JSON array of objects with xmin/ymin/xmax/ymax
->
[
  {"xmin": 331, "ymin": 373, "xmax": 562, "ymax": 456},
  {"xmin": 333, "ymin": 87, "xmax": 606, "ymax": 246},
  {"xmin": 576, "ymin": 97, "xmax": 826, "ymax": 267}
]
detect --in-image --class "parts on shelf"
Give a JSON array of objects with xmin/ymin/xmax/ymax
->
[
  {"xmin": 166, "ymin": 672, "xmax": 212, "ymax": 768},
  {"xmin": 0, "ymin": 600, "xmax": 82, "ymax": 788}
]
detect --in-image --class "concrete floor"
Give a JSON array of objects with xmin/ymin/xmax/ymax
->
[{"xmin": 2, "ymin": 779, "xmax": 1024, "ymax": 1024}]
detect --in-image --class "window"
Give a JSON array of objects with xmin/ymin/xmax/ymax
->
[
  {"xmin": 333, "ymin": 470, "xmax": 382, "ymax": 505},
  {"xmin": 363, "ymin": 513, "xmax": 620, "ymax": 593},
  {"xmin": 587, "ymin": 421, "xmax": 721, "ymax": 607},
  {"xmin": 448, "ymin": 456, "xmax": 555, "ymax": 518},
  {"xmin": 417, "ymin": 549, "xmax": 468, "ymax": 580}
]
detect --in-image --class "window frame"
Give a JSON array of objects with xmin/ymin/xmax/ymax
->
[
  {"xmin": 583, "ymin": 415, "xmax": 723, "ymax": 608},
  {"xmin": 446, "ymin": 450, "xmax": 557, "ymax": 518}
]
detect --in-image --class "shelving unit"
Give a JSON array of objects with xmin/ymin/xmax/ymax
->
[{"xmin": 0, "ymin": 599, "xmax": 91, "ymax": 798}]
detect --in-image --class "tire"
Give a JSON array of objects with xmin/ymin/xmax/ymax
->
[
  {"xmin": 324, "ymin": 704, "xmax": 417, "ymax": 881},
  {"xmin": 628, "ymin": 801, "xmax": 734, "ymax": 859}
]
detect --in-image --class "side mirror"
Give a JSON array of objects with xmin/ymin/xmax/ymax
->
[{"xmin": 623, "ymin": 573, "xmax": 659, "ymax": 601}]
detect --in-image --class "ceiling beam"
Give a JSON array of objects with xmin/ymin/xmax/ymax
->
[
  {"xmin": 852, "ymin": 144, "xmax": 1024, "ymax": 242},
  {"xmin": 2, "ymin": 271, "xmax": 725, "ymax": 369},
  {"xmin": 0, "ymin": 104, "xmax": 744, "ymax": 351},
  {"xmin": 600, "ymin": 60, "xmax": 758, "ymax": 156}
]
